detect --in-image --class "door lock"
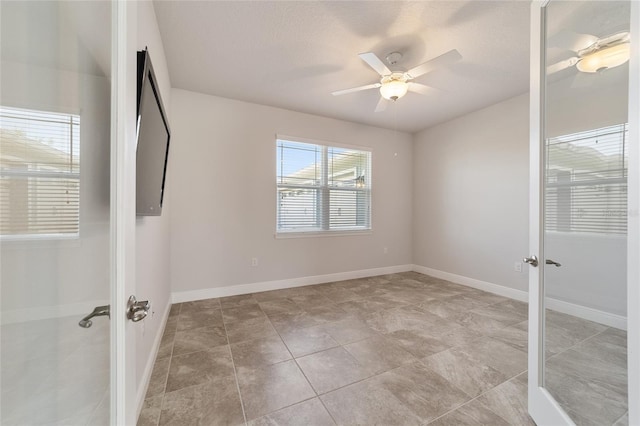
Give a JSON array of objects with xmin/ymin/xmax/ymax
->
[
  {"xmin": 523, "ymin": 255, "xmax": 539, "ymax": 267},
  {"xmin": 126, "ymin": 295, "xmax": 151, "ymax": 322}
]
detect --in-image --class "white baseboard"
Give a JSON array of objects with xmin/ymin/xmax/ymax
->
[
  {"xmin": 171, "ymin": 264, "xmax": 413, "ymax": 303},
  {"xmin": 545, "ymin": 298, "xmax": 627, "ymax": 330},
  {"xmin": 412, "ymin": 264, "xmax": 627, "ymax": 330},
  {"xmin": 1, "ymin": 299, "xmax": 110, "ymax": 325},
  {"xmin": 412, "ymin": 265, "xmax": 529, "ymax": 302},
  {"xmin": 136, "ymin": 299, "xmax": 172, "ymax": 420}
]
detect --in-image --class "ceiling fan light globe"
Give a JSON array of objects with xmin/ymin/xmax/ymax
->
[
  {"xmin": 380, "ymin": 80, "xmax": 408, "ymax": 101},
  {"xmin": 576, "ymin": 43, "xmax": 630, "ymax": 73}
]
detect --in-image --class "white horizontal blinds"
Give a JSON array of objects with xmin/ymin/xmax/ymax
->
[
  {"xmin": 545, "ymin": 123, "xmax": 628, "ymax": 235},
  {"xmin": 277, "ymin": 140, "xmax": 323, "ymax": 231},
  {"xmin": 327, "ymin": 147, "xmax": 371, "ymax": 229},
  {"xmin": 276, "ymin": 138, "xmax": 371, "ymax": 233},
  {"xmin": 0, "ymin": 106, "xmax": 80, "ymax": 237}
]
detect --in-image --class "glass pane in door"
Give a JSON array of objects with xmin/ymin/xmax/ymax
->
[
  {"xmin": 543, "ymin": 1, "xmax": 629, "ymax": 424},
  {"xmin": 0, "ymin": 1, "xmax": 112, "ymax": 424}
]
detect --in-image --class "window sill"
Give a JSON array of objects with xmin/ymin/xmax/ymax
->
[{"xmin": 275, "ymin": 229, "xmax": 373, "ymax": 239}]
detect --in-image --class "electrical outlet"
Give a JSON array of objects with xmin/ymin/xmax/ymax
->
[
  {"xmin": 251, "ymin": 257, "xmax": 258, "ymax": 267},
  {"xmin": 383, "ymin": 247, "xmax": 388, "ymax": 254},
  {"xmin": 514, "ymin": 262, "xmax": 522, "ymax": 273}
]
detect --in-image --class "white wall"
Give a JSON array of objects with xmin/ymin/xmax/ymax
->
[
  {"xmin": 169, "ymin": 89, "xmax": 413, "ymax": 296},
  {"xmin": 135, "ymin": 0, "xmax": 173, "ymax": 408},
  {"xmin": 545, "ymin": 232, "xmax": 626, "ymax": 316},
  {"xmin": 413, "ymin": 94, "xmax": 531, "ymax": 293}
]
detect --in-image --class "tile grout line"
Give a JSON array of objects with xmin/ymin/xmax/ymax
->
[
  {"xmin": 424, "ymin": 371, "xmax": 528, "ymax": 425},
  {"xmin": 545, "ymin": 324, "xmax": 615, "ymax": 361},
  {"xmin": 257, "ymin": 297, "xmax": 340, "ymax": 425},
  {"xmin": 258, "ymin": 288, "xmax": 362, "ymax": 425},
  {"xmin": 220, "ymin": 300, "xmax": 249, "ymax": 426},
  {"xmin": 383, "ymin": 292, "xmax": 529, "ymax": 424},
  {"xmin": 253, "ymin": 277, "xmax": 519, "ymax": 400},
  {"xmin": 612, "ymin": 410, "xmax": 629, "ymax": 425},
  {"xmin": 152, "ymin": 303, "xmax": 180, "ymax": 426},
  {"xmin": 236, "ymin": 309, "xmax": 526, "ymax": 425},
  {"xmin": 229, "ymin": 294, "xmax": 341, "ymax": 419},
  {"xmin": 413, "ymin": 314, "xmax": 530, "ymax": 423}
]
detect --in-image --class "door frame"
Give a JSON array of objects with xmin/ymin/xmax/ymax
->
[
  {"xmin": 111, "ymin": 0, "xmax": 138, "ymax": 424},
  {"xmin": 627, "ymin": 2, "xmax": 640, "ymax": 424}
]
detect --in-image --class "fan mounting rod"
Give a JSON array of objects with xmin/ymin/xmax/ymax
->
[{"xmin": 385, "ymin": 52, "xmax": 403, "ymax": 66}]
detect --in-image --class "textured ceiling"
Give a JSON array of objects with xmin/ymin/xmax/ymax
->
[{"xmin": 154, "ymin": 1, "xmax": 531, "ymax": 133}]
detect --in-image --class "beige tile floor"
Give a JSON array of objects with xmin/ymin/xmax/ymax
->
[{"xmin": 138, "ymin": 272, "xmax": 627, "ymax": 426}]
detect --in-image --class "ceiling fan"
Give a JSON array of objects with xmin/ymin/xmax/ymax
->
[
  {"xmin": 547, "ymin": 31, "xmax": 630, "ymax": 75},
  {"xmin": 331, "ymin": 49, "xmax": 462, "ymax": 112}
]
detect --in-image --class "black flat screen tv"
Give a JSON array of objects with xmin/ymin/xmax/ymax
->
[{"xmin": 136, "ymin": 49, "xmax": 171, "ymax": 216}]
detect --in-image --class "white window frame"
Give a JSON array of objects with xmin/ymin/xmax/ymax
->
[{"xmin": 275, "ymin": 135, "xmax": 372, "ymax": 238}]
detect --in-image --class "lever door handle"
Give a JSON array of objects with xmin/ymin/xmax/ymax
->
[
  {"xmin": 523, "ymin": 255, "xmax": 539, "ymax": 267},
  {"xmin": 79, "ymin": 305, "xmax": 110, "ymax": 328},
  {"xmin": 546, "ymin": 259, "xmax": 562, "ymax": 267},
  {"xmin": 127, "ymin": 295, "xmax": 151, "ymax": 322}
]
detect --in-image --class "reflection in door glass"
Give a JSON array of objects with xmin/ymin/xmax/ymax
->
[
  {"xmin": 546, "ymin": 123, "xmax": 628, "ymax": 235},
  {"xmin": 543, "ymin": 1, "xmax": 629, "ymax": 424},
  {"xmin": 0, "ymin": 1, "xmax": 112, "ymax": 424}
]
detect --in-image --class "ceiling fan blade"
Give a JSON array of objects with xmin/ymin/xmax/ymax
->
[
  {"xmin": 331, "ymin": 83, "xmax": 381, "ymax": 96},
  {"xmin": 547, "ymin": 57, "xmax": 580, "ymax": 75},
  {"xmin": 407, "ymin": 49, "xmax": 462, "ymax": 79},
  {"xmin": 358, "ymin": 52, "xmax": 392, "ymax": 76},
  {"xmin": 548, "ymin": 30, "xmax": 598, "ymax": 52},
  {"xmin": 408, "ymin": 82, "xmax": 437, "ymax": 95},
  {"xmin": 374, "ymin": 97, "xmax": 388, "ymax": 112}
]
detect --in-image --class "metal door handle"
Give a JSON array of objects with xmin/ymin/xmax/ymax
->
[
  {"xmin": 127, "ymin": 295, "xmax": 151, "ymax": 322},
  {"xmin": 546, "ymin": 259, "xmax": 562, "ymax": 267},
  {"xmin": 523, "ymin": 255, "xmax": 539, "ymax": 267},
  {"xmin": 79, "ymin": 305, "xmax": 110, "ymax": 328}
]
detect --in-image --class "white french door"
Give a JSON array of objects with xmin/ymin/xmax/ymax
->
[
  {"xmin": 0, "ymin": 1, "xmax": 138, "ymax": 424},
  {"xmin": 528, "ymin": 1, "xmax": 639, "ymax": 425}
]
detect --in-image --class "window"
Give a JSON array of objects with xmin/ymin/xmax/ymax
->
[
  {"xmin": 0, "ymin": 106, "xmax": 80, "ymax": 238},
  {"xmin": 276, "ymin": 137, "xmax": 371, "ymax": 234},
  {"xmin": 545, "ymin": 123, "xmax": 627, "ymax": 235}
]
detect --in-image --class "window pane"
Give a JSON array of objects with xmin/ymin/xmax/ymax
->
[
  {"xmin": 329, "ymin": 189, "xmax": 370, "ymax": 229},
  {"xmin": 277, "ymin": 140, "xmax": 322, "ymax": 186},
  {"xmin": 0, "ymin": 106, "xmax": 80, "ymax": 236},
  {"xmin": 328, "ymin": 147, "xmax": 370, "ymax": 189},
  {"xmin": 277, "ymin": 187, "xmax": 320, "ymax": 231}
]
